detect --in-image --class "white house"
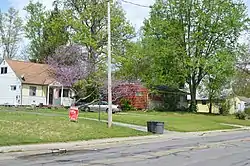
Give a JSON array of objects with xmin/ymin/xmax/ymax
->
[{"xmin": 0, "ymin": 59, "xmax": 75, "ymax": 106}]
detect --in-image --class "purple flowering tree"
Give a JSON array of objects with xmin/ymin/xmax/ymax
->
[
  {"xmin": 100, "ymin": 79, "xmax": 142, "ymax": 102},
  {"xmin": 47, "ymin": 44, "xmax": 90, "ymax": 87},
  {"xmin": 48, "ymin": 44, "xmax": 142, "ymax": 104}
]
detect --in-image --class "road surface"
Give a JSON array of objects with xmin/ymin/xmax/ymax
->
[{"xmin": 1, "ymin": 130, "xmax": 250, "ymax": 166}]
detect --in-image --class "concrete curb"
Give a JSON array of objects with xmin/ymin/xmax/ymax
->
[
  {"xmin": 1, "ymin": 127, "xmax": 249, "ymax": 156},
  {"xmin": 0, "ymin": 135, "xmax": 167, "ymax": 154}
]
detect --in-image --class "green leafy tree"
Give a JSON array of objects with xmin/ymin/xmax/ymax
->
[
  {"xmin": 62, "ymin": 0, "xmax": 135, "ymax": 74},
  {"xmin": 58, "ymin": 0, "xmax": 135, "ymax": 98},
  {"xmin": 199, "ymin": 51, "xmax": 235, "ymax": 113},
  {"xmin": 24, "ymin": 0, "xmax": 69, "ymax": 62},
  {"xmin": 233, "ymin": 70, "xmax": 250, "ymax": 97},
  {"xmin": 233, "ymin": 42, "xmax": 250, "ymax": 97},
  {"xmin": 142, "ymin": 0, "xmax": 249, "ymax": 112},
  {"xmin": 24, "ymin": 1, "xmax": 47, "ymax": 61},
  {"xmin": 115, "ymin": 41, "xmax": 151, "ymax": 81},
  {"xmin": 0, "ymin": 7, "xmax": 23, "ymax": 59},
  {"xmin": 42, "ymin": 1, "xmax": 70, "ymax": 61}
]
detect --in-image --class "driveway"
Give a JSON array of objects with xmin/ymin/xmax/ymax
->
[{"xmin": 1, "ymin": 130, "xmax": 250, "ymax": 166}]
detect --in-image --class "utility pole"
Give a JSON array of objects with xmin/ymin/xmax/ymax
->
[{"xmin": 107, "ymin": 0, "xmax": 112, "ymax": 128}]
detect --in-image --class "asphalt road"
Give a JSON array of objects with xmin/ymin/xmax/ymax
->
[{"xmin": 1, "ymin": 131, "xmax": 250, "ymax": 166}]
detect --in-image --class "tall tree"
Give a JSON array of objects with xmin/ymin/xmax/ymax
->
[
  {"xmin": 0, "ymin": 7, "xmax": 23, "ymax": 59},
  {"xmin": 233, "ymin": 69, "xmax": 250, "ymax": 97},
  {"xmin": 42, "ymin": 1, "xmax": 70, "ymax": 60},
  {"xmin": 142, "ymin": 0, "xmax": 249, "ymax": 112},
  {"xmin": 233, "ymin": 42, "xmax": 250, "ymax": 97},
  {"xmin": 24, "ymin": 1, "xmax": 69, "ymax": 62},
  {"xmin": 115, "ymin": 41, "xmax": 150, "ymax": 81},
  {"xmin": 62, "ymin": 0, "xmax": 135, "ymax": 75},
  {"xmin": 47, "ymin": 44, "xmax": 89, "ymax": 87},
  {"xmin": 24, "ymin": 1, "xmax": 47, "ymax": 61},
  {"xmin": 199, "ymin": 51, "xmax": 235, "ymax": 113}
]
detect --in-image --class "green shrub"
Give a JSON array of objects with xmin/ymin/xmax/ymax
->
[
  {"xmin": 235, "ymin": 111, "xmax": 248, "ymax": 120},
  {"xmin": 219, "ymin": 100, "xmax": 230, "ymax": 116},
  {"xmin": 244, "ymin": 108, "xmax": 250, "ymax": 115},
  {"xmin": 153, "ymin": 107, "xmax": 167, "ymax": 112},
  {"xmin": 120, "ymin": 98, "xmax": 134, "ymax": 111},
  {"xmin": 144, "ymin": 109, "xmax": 156, "ymax": 113},
  {"xmin": 188, "ymin": 103, "xmax": 197, "ymax": 113}
]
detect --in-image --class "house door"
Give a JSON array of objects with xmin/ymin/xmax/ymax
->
[{"xmin": 49, "ymin": 88, "xmax": 53, "ymax": 105}]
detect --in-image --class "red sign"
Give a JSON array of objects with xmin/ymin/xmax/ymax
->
[{"xmin": 69, "ymin": 106, "xmax": 79, "ymax": 121}]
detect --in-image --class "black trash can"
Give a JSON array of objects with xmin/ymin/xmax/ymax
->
[
  {"xmin": 147, "ymin": 121, "xmax": 153, "ymax": 132},
  {"xmin": 147, "ymin": 121, "xmax": 164, "ymax": 134}
]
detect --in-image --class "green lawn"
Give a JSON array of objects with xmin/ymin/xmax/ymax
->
[
  {"xmin": 0, "ymin": 111, "xmax": 148, "ymax": 146},
  {"xmin": 79, "ymin": 111, "xmax": 250, "ymax": 132},
  {"xmin": 6, "ymin": 107, "xmax": 250, "ymax": 132}
]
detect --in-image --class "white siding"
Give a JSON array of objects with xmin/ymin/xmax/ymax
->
[
  {"xmin": 22, "ymin": 96, "xmax": 46, "ymax": 106},
  {"xmin": 21, "ymin": 84, "xmax": 47, "ymax": 106},
  {"xmin": 0, "ymin": 60, "xmax": 21, "ymax": 105},
  {"xmin": 62, "ymin": 97, "xmax": 74, "ymax": 106}
]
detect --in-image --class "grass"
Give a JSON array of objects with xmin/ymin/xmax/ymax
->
[
  {"xmin": 0, "ymin": 111, "xmax": 148, "ymax": 146},
  {"xmin": 78, "ymin": 111, "xmax": 250, "ymax": 132},
  {"xmin": 79, "ymin": 111, "xmax": 237, "ymax": 132},
  {"xmin": 4, "ymin": 106, "xmax": 250, "ymax": 132}
]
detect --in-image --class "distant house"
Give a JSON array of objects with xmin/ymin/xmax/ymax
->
[
  {"xmin": 112, "ymin": 83, "xmax": 149, "ymax": 109},
  {"xmin": 233, "ymin": 96, "xmax": 250, "ymax": 111},
  {"xmin": 113, "ymin": 84, "xmax": 188, "ymax": 110},
  {"xmin": 187, "ymin": 93, "xmax": 247, "ymax": 114},
  {"xmin": 148, "ymin": 85, "xmax": 188, "ymax": 111},
  {"xmin": 0, "ymin": 59, "xmax": 75, "ymax": 106},
  {"xmin": 187, "ymin": 94, "xmax": 220, "ymax": 114}
]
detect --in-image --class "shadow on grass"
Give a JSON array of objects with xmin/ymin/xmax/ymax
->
[{"xmin": 134, "ymin": 109, "xmax": 223, "ymax": 116}]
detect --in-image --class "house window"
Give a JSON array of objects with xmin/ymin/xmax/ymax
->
[
  {"xmin": 202, "ymin": 100, "xmax": 207, "ymax": 105},
  {"xmin": 136, "ymin": 92, "xmax": 143, "ymax": 97},
  {"xmin": 10, "ymin": 85, "xmax": 16, "ymax": 91},
  {"xmin": 29, "ymin": 86, "xmax": 37, "ymax": 96},
  {"xmin": 63, "ymin": 89, "xmax": 69, "ymax": 97},
  {"xmin": 59, "ymin": 89, "xmax": 70, "ymax": 97},
  {"xmin": 1, "ymin": 67, "xmax": 7, "ymax": 74}
]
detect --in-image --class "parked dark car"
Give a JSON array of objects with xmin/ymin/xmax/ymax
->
[{"xmin": 72, "ymin": 99, "xmax": 87, "ymax": 107}]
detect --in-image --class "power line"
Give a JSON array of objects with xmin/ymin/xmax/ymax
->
[{"xmin": 120, "ymin": 0, "xmax": 152, "ymax": 8}]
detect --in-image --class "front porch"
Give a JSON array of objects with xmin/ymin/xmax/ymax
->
[{"xmin": 47, "ymin": 82, "xmax": 75, "ymax": 107}]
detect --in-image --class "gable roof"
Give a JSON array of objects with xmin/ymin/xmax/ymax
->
[
  {"xmin": 5, "ymin": 59, "xmax": 56, "ymax": 85},
  {"xmin": 237, "ymin": 96, "xmax": 250, "ymax": 103},
  {"xmin": 150, "ymin": 85, "xmax": 189, "ymax": 95}
]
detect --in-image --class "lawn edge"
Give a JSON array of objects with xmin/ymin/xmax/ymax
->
[{"xmin": 0, "ymin": 127, "xmax": 249, "ymax": 156}]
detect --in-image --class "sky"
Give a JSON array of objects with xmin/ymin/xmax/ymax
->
[
  {"xmin": 0, "ymin": 0, "xmax": 155, "ymax": 31},
  {"xmin": 0, "ymin": 0, "xmax": 249, "ymax": 31},
  {"xmin": 0, "ymin": 0, "xmax": 250, "ymax": 54}
]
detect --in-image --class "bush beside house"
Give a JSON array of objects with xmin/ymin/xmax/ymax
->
[{"xmin": 235, "ymin": 108, "xmax": 250, "ymax": 120}]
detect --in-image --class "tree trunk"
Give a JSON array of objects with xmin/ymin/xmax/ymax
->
[
  {"xmin": 189, "ymin": 83, "xmax": 197, "ymax": 112},
  {"xmin": 209, "ymin": 97, "xmax": 212, "ymax": 114}
]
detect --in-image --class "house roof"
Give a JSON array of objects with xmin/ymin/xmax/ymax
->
[
  {"xmin": 237, "ymin": 96, "xmax": 250, "ymax": 103},
  {"xmin": 151, "ymin": 85, "xmax": 189, "ymax": 94},
  {"xmin": 5, "ymin": 59, "xmax": 56, "ymax": 85}
]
